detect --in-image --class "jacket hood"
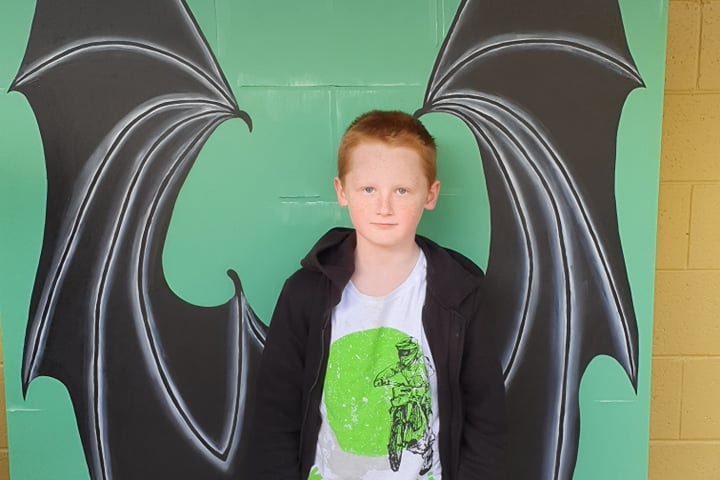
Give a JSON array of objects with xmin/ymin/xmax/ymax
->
[
  {"xmin": 301, "ymin": 227, "xmax": 485, "ymax": 308},
  {"xmin": 300, "ymin": 227, "xmax": 357, "ymax": 290}
]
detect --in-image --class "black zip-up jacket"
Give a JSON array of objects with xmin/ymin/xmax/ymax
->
[{"xmin": 248, "ymin": 228, "xmax": 506, "ymax": 479}]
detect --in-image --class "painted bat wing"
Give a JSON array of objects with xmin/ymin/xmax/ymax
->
[
  {"xmin": 10, "ymin": 0, "xmax": 266, "ymax": 478},
  {"xmin": 419, "ymin": 1, "xmax": 642, "ymax": 478}
]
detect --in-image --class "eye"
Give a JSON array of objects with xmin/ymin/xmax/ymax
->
[
  {"xmin": 362, "ymin": 186, "xmax": 375, "ymax": 194},
  {"xmin": 396, "ymin": 188, "xmax": 408, "ymax": 195}
]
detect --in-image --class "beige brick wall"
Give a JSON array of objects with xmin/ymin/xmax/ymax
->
[
  {"xmin": 0, "ymin": 2, "xmax": 711, "ymax": 480},
  {"xmin": 650, "ymin": 1, "xmax": 720, "ymax": 478}
]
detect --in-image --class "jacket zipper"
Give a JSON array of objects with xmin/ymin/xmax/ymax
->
[
  {"xmin": 298, "ymin": 308, "xmax": 332, "ymax": 474},
  {"xmin": 452, "ymin": 312, "xmax": 466, "ymax": 477}
]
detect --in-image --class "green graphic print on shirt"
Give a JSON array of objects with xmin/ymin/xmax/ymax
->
[{"xmin": 323, "ymin": 327, "xmax": 435, "ymax": 476}]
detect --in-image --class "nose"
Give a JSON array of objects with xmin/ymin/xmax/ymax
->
[{"xmin": 377, "ymin": 192, "xmax": 393, "ymax": 216}]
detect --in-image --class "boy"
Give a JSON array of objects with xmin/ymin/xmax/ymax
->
[{"xmin": 250, "ymin": 111, "xmax": 506, "ymax": 479}]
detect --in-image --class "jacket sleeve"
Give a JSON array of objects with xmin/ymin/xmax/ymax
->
[
  {"xmin": 458, "ymin": 284, "xmax": 507, "ymax": 480},
  {"xmin": 247, "ymin": 274, "xmax": 309, "ymax": 479}
]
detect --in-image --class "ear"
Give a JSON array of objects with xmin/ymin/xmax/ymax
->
[
  {"xmin": 424, "ymin": 180, "xmax": 441, "ymax": 210},
  {"xmin": 334, "ymin": 177, "xmax": 348, "ymax": 207}
]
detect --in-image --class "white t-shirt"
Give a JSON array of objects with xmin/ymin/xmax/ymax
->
[{"xmin": 310, "ymin": 252, "xmax": 442, "ymax": 480}]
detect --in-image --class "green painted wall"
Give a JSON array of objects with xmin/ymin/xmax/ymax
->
[{"xmin": 0, "ymin": 0, "xmax": 667, "ymax": 478}]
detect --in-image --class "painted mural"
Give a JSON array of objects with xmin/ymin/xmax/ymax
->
[
  {"xmin": 419, "ymin": 2, "xmax": 643, "ymax": 477},
  {"xmin": 11, "ymin": 1, "xmax": 265, "ymax": 477},
  {"xmin": 0, "ymin": 0, "xmax": 667, "ymax": 479}
]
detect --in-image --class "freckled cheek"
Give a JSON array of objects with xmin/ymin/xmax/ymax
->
[
  {"xmin": 395, "ymin": 202, "xmax": 424, "ymax": 214},
  {"xmin": 347, "ymin": 203, "xmax": 374, "ymax": 219}
]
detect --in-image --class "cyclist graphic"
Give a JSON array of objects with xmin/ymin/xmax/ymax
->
[{"xmin": 374, "ymin": 337, "xmax": 435, "ymax": 474}]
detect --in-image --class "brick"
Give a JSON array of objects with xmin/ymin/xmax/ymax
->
[
  {"xmin": 655, "ymin": 184, "xmax": 691, "ymax": 269},
  {"xmin": 650, "ymin": 358, "xmax": 683, "ymax": 439},
  {"xmin": 689, "ymin": 184, "xmax": 720, "ymax": 268},
  {"xmin": 653, "ymin": 270, "xmax": 720, "ymax": 355},
  {"xmin": 0, "ymin": 329, "xmax": 6, "ymax": 451},
  {"xmin": 682, "ymin": 358, "xmax": 720, "ymax": 439},
  {"xmin": 700, "ymin": 3, "xmax": 720, "ymax": 89},
  {"xmin": 0, "ymin": 365, "xmax": 6, "ymax": 449},
  {"xmin": 0, "ymin": 449, "xmax": 7, "ymax": 480},
  {"xmin": 660, "ymin": 93, "xmax": 720, "ymax": 181},
  {"xmin": 666, "ymin": 2, "xmax": 701, "ymax": 90},
  {"xmin": 649, "ymin": 442, "xmax": 720, "ymax": 480}
]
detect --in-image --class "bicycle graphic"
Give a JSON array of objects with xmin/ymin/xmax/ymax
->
[{"xmin": 374, "ymin": 337, "xmax": 435, "ymax": 474}]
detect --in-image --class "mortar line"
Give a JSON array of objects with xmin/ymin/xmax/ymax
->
[
  {"xmin": 696, "ymin": 2, "xmax": 704, "ymax": 90},
  {"xmin": 659, "ymin": 180, "xmax": 720, "ymax": 185},
  {"xmin": 653, "ymin": 354, "xmax": 720, "ymax": 359},
  {"xmin": 651, "ymin": 439, "xmax": 720, "ymax": 444},
  {"xmin": 656, "ymin": 267, "xmax": 720, "ymax": 272},
  {"xmin": 686, "ymin": 184, "xmax": 695, "ymax": 268},
  {"xmin": 664, "ymin": 89, "xmax": 720, "ymax": 95},
  {"xmin": 678, "ymin": 358, "xmax": 685, "ymax": 439}
]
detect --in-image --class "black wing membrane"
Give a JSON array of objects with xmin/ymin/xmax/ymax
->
[
  {"xmin": 11, "ymin": 0, "xmax": 266, "ymax": 478},
  {"xmin": 419, "ymin": 1, "xmax": 642, "ymax": 478}
]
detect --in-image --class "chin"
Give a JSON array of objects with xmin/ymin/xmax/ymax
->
[{"xmin": 358, "ymin": 231, "xmax": 414, "ymax": 249}]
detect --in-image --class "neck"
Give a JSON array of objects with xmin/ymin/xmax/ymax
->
[{"xmin": 351, "ymin": 238, "xmax": 421, "ymax": 296}]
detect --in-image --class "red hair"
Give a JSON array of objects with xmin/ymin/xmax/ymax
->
[{"xmin": 337, "ymin": 110, "xmax": 437, "ymax": 184}]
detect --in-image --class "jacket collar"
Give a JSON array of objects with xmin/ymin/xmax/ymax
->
[
  {"xmin": 415, "ymin": 234, "xmax": 484, "ymax": 308},
  {"xmin": 301, "ymin": 227, "xmax": 484, "ymax": 308},
  {"xmin": 300, "ymin": 227, "xmax": 356, "ymax": 291}
]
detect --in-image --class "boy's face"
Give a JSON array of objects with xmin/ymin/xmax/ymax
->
[{"xmin": 334, "ymin": 141, "xmax": 440, "ymax": 253}]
